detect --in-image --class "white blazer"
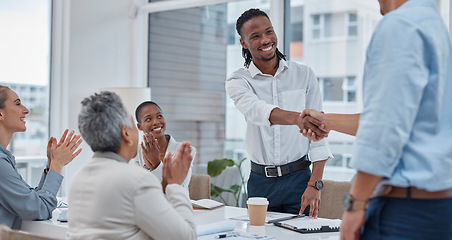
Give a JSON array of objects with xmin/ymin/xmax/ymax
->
[{"xmin": 67, "ymin": 152, "xmax": 196, "ymax": 240}]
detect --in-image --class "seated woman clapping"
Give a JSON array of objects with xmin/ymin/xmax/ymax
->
[
  {"xmin": 0, "ymin": 85, "xmax": 82, "ymax": 229},
  {"xmin": 67, "ymin": 91, "xmax": 196, "ymax": 240},
  {"xmin": 129, "ymin": 101, "xmax": 195, "ymax": 189}
]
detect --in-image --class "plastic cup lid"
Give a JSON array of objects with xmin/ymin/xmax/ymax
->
[{"xmin": 247, "ymin": 197, "xmax": 269, "ymax": 205}]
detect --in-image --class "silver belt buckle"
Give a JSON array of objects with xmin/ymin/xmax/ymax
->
[{"xmin": 264, "ymin": 166, "xmax": 282, "ymax": 177}]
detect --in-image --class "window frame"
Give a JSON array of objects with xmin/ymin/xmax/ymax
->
[{"xmin": 346, "ymin": 12, "xmax": 358, "ymax": 38}]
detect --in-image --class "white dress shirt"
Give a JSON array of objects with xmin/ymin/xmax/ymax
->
[
  {"xmin": 67, "ymin": 152, "xmax": 196, "ymax": 240},
  {"xmin": 129, "ymin": 134, "xmax": 195, "ymax": 189},
  {"xmin": 226, "ymin": 59, "xmax": 332, "ymax": 165}
]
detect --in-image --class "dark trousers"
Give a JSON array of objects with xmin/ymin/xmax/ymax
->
[
  {"xmin": 362, "ymin": 197, "xmax": 452, "ymax": 240},
  {"xmin": 247, "ymin": 168, "xmax": 311, "ymax": 215}
]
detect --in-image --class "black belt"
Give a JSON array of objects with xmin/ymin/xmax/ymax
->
[{"xmin": 251, "ymin": 155, "xmax": 311, "ymax": 178}]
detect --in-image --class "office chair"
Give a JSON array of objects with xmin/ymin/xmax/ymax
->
[
  {"xmin": 318, "ymin": 180, "xmax": 352, "ymax": 219},
  {"xmin": 188, "ymin": 174, "xmax": 211, "ymax": 200}
]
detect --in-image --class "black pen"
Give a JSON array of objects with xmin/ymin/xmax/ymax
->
[{"xmin": 216, "ymin": 233, "xmax": 237, "ymax": 238}]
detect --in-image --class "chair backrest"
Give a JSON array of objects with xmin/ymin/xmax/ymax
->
[
  {"xmin": 0, "ymin": 225, "xmax": 62, "ymax": 240},
  {"xmin": 318, "ymin": 180, "xmax": 352, "ymax": 219},
  {"xmin": 188, "ymin": 174, "xmax": 211, "ymax": 200}
]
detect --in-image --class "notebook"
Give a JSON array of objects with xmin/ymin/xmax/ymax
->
[
  {"xmin": 191, "ymin": 199, "xmax": 224, "ymax": 210},
  {"xmin": 273, "ymin": 217, "xmax": 340, "ymax": 234}
]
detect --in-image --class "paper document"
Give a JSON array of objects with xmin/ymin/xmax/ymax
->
[{"xmin": 197, "ymin": 220, "xmax": 235, "ymax": 236}]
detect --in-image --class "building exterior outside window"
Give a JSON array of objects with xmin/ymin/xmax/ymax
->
[{"xmin": 0, "ymin": 0, "xmax": 51, "ymax": 186}]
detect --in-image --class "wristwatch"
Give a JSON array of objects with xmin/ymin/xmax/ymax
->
[
  {"xmin": 342, "ymin": 193, "xmax": 369, "ymax": 211},
  {"xmin": 307, "ymin": 180, "xmax": 324, "ymax": 190}
]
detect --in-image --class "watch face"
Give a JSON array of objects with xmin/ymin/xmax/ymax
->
[
  {"xmin": 343, "ymin": 193, "xmax": 353, "ymax": 211},
  {"xmin": 315, "ymin": 180, "xmax": 324, "ymax": 190}
]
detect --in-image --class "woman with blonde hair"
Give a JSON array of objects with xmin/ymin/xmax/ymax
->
[{"xmin": 0, "ymin": 85, "xmax": 82, "ymax": 229}]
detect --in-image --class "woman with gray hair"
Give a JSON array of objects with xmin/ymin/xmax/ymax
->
[{"xmin": 67, "ymin": 91, "xmax": 196, "ymax": 240}]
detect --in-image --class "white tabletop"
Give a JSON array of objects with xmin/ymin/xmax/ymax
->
[
  {"xmin": 22, "ymin": 206, "xmax": 340, "ymax": 240},
  {"xmin": 194, "ymin": 206, "xmax": 340, "ymax": 240}
]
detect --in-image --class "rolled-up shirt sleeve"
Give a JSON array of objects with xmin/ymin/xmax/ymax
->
[
  {"xmin": 350, "ymin": 17, "xmax": 428, "ymax": 177},
  {"xmin": 0, "ymin": 159, "xmax": 62, "ymax": 222},
  {"xmin": 226, "ymin": 73, "xmax": 278, "ymax": 126},
  {"xmin": 304, "ymin": 67, "xmax": 333, "ymax": 162}
]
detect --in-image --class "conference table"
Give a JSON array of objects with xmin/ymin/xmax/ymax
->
[{"xmin": 21, "ymin": 206, "xmax": 340, "ymax": 240}]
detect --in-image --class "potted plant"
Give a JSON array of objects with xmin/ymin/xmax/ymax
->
[{"xmin": 207, "ymin": 158, "xmax": 247, "ymax": 207}]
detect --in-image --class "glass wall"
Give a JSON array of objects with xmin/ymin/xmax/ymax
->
[
  {"xmin": 146, "ymin": 0, "xmax": 450, "ymax": 183},
  {"xmin": 0, "ymin": 0, "xmax": 51, "ymax": 185}
]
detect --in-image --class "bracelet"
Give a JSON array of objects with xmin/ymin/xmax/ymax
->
[{"xmin": 44, "ymin": 167, "xmax": 50, "ymax": 174}]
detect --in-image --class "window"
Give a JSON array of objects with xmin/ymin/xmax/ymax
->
[
  {"xmin": 311, "ymin": 12, "xmax": 360, "ymax": 40},
  {"xmin": 311, "ymin": 14, "xmax": 322, "ymax": 39},
  {"xmin": 0, "ymin": 0, "xmax": 51, "ymax": 186},
  {"xmin": 291, "ymin": 22, "xmax": 303, "ymax": 42},
  {"xmin": 228, "ymin": 23, "xmax": 239, "ymax": 45},
  {"xmin": 343, "ymin": 76, "xmax": 357, "ymax": 102},
  {"xmin": 319, "ymin": 76, "xmax": 357, "ymax": 102},
  {"xmin": 347, "ymin": 12, "xmax": 358, "ymax": 37},
  {"xmin": 289, "ymin": 5, "xmax": 304, "ymax": 58},
  {"xmin": 320, "ymin": 77, "xmax": 343, "ymax": 102}
]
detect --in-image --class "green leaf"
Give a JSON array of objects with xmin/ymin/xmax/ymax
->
[
  {"xmin": 210, "ymin": 184, "xmax": 241, "ymax": 197},
  {"xmin": 228, "ymin": 184, "xmax": 241, "ymax": 193},
  {"xmin": 210, "ymin": 184, "xmax": 226, "ymax": 198},
  {"xmin": 207, "ymin": 158, "xmax": 235, "ymax": 177}
]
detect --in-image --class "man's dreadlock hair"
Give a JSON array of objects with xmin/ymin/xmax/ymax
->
[{"xmin": 236, "ymin": 8, "xmax": 286, "ymax": 68}]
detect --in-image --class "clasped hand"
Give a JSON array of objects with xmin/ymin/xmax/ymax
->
[
  {"xmin": 141, "ymin": 133, "xmax": 161, "ymax": 170},
  {"xmin": 297, "ymin": 109, "xmax": 329, "ymax": 142}
]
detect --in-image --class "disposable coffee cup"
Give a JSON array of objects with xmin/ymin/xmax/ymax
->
[{"xmin": 247, "ymin": 197, "xmax": 269, "ymax": 226}]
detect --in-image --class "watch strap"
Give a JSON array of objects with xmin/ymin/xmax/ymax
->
[
  {"xmin": 344, "ymin": 193, "xmax": 369, "ymax": 211},
  {"xmin": 351, "ymin": 200, "xmax": 369, "ymax": 211},
  {"xmin": 307, "ymin": 180, "xmax": 323, "ymax": 190}
]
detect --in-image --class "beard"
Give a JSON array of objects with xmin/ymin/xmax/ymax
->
[{"xmin": 261, "ymin": 52, "xmax": 276, "ymax": 62}]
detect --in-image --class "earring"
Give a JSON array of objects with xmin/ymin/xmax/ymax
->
[{"xmin": 127, "ymin": 141, "xmax": 133, "ymax": 146}]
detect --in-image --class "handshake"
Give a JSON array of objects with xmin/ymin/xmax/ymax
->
[
  {"xmin": 297, "ymin": 110, "xmax": 359, "ymax": 141},
  {"xmin": 297, "ymin": 109, "xmax": 329, "ymax": 142}
]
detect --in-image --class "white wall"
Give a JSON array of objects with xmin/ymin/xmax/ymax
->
[{"xmin": 51, "ymin": 0, "xmax": 147, "ymax": 195}]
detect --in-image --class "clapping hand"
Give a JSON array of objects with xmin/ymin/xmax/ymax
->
[
  {"xmin": 48, "ymin": 129, "xmax": 83, "ymax": 174},
  {"xmin": 162, "ymin": 141, "xmax": 193, "ymax": 187},
  {"xmin": 141, "ymin": 132, "xmax": 160, "ymax": 170}
]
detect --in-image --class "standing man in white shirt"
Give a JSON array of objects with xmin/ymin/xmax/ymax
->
[{"xmin": 226, "ymin": 8, "xmax": 332, "ymax": 217}]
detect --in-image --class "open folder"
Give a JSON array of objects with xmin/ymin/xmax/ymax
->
[{"xmin": 273, "ymin": 217, "xmax": 340, "ymax": 234}]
